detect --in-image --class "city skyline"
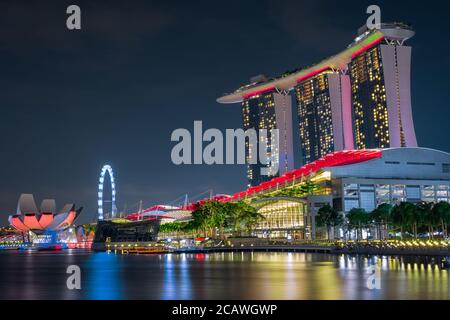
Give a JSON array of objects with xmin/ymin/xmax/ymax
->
[{"xmin": 1, "ymin": 0, "xmax": 450, "ymax": 225}]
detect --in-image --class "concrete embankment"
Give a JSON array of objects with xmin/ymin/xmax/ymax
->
[
  {"xmin": 174, "ymin": 246, "xmax": 450, "ymax": 256},
  {"xmin": 335, "ymin": 247, "xmax": 450, "ymax": 257},
  {"xmin": 92, "ymin": 242, "xmax": 450, "ymax": 257}
]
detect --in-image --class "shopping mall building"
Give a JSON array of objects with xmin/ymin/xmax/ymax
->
[{"xmin": 242, "ymin": 147, "xmax": 450, "ymax": 239}]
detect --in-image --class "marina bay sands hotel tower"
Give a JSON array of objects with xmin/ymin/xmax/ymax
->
[{"xmin": 217, "ymin": 22, "xmax": 418, "ymax": 187}]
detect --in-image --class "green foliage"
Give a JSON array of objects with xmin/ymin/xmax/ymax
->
[
  {"xmin": 346, "ymin": 208, "xmax": 370, "ymax": 240},
  {"xmin": 433, "ymin": 201, "xmax": 450, "ymax": 223},
  {"xmin": 257, "ymin": 179, "xmax": 322, "ymax": 199},
  {"xmin": 186, "ymin": 200, "xmax": 264, "ymax": 238},
  {"xmin": 317, "ymin": 205, "xmax": 343, "ymax": 228},
  {"xmin": 391, "ymin": 202, "xmax": 415, "ymax": 229},
  {"xmin": 159, "ymin": 221, "xmax": 197, "ymax": 233},
  {"xmin": 340, "ymin": 201, "xmax": 450, "ymax": 240},
  {"xmin": 372, "ymin": 203, "xmax": 393, "ymax": 225},
  {"xmin": 316, "ymin": 205, "xmax": 344, "ymax": 240},
  {"xmin": 227, "ymin": 201, "xmax": 264, "ymax": 234},
  {"xmin": 347, "ymin": 208, "xmax": 370, "ymax": 227}
]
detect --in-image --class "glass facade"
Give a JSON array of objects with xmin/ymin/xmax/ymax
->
[
  {"xmin": 437, "ymin": 185, "xmax": 450, "ymax": 202},
  {"xmin": 242, "ymin": 91, "xmax": 278, "ymax": 186},
  {"xmin": 375, "ymin": 184, "xmax": 390, "ymax": 205},
  {"xmin": 360, "ymin": 185, "xmax": 376, "ymax": 212},
  {"xmin": 295, "ymin": 71, "xmax": 334, "ymax": 164},
  {"xmin": 443, "ymin": 163, "xmax": 450, "ymax": 173},
  {"xmin": 255, "ymin": 200, "xmax": 306, "ymax": 236},
  {"xmin": 406, "ymin": 186, "xmax": 421, "ymax": 201},
  {"xmin": 342, "ymin": 183, "xmax": 450, "ymax": 212},
  {"xmin": 422, "ymin": 185, "xmax": 435, "ymax": 202},
  {"xmin": 350, "ymin": 45, "xmax": 391, "ymax": 149}
]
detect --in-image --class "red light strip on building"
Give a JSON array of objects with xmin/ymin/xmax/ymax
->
[
  {"xmin": 227, "ymin": 149, "xmax": 382, "ymax": 201},
  {"xmin": 126, "ymin": 150, "xmax": 383, "ymax": 219},
  {"xmin": 242, "ymin": 86, "xmax": 276, "ymax": 99},
  {"xmin": 240, "ymin": 66, "xmax": 333, "ymax": 100},
  {"xmin": 351, "ymin": 36, "xmax": 385, "ymax": 59},
  {"xmin": 296, "ymin": 66, "xmax": 331, "ymax": 83}
]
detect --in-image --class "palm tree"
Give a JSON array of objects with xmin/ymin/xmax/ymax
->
[
  {"xmin": 410, "ymin": 203, "xmax": 424, "ymax": 239},
  {"xmin": 371, "ymin": 203, "xmax": 393, "ymax": 240},
  {"xmin": 432, "ymin": 201, "xmax": 450, "ymax": 238},
  {"xmin": 316, "ymin": 205, "xmax": 343, "ymax": 240},
  {"xmin": 347, "ymin": 208, "xmax": 369, "ymax": 240},
  {"xmin": 399, "ymin": 202, "xmax": 416, "ymax": 239},
  {"xmin": 391, "ymin": 202, "xmax": 415, "ymax": 240},
  {"xmin": 317, "ymin": 205, "xmax": 333, "ymax": 239},
  {"xmin": 416, "ymin": 201, "xmax": 435, "ymax": 239}
]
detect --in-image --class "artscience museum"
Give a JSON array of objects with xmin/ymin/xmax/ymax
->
[{"xmin": 8, "ymin": 194, "xmax": 82, "ymax": 234}]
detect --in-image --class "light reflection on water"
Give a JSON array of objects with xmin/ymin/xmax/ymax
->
[
  {"xmin": 85, "ymin": 253, "xmax": 124, "ymax": 300},
  {"xmin": 0, "ymin": 250, "xmax": 448, "ymax": 300}
]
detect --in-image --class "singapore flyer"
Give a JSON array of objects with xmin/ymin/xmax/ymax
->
[{"xmin": 98, "ymin": 164, "xmax": 117, "ymax": 220}]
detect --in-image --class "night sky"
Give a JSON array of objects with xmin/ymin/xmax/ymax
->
[{"xmin": 1, "ymin": 0, "xmax": 449, "ymax": 225}]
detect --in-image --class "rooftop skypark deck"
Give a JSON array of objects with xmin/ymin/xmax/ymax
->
[{"xmin": 217, "ymin": 23, "xmax": 414, "ymax": 104}]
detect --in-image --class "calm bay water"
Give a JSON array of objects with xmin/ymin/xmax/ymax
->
[{"xmin": 0, "ymin": 250, "xmax": 448, "ymax": 300}]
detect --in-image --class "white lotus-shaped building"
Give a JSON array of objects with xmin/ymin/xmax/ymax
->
[{"xmin": 8, "ymin": 194, "xmax": 82, "ymax": 233}]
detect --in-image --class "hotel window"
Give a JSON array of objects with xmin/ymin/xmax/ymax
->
[
  {"xmin": 421, "ymin": 185, "xmax": 435, "ymax": 202},
  {"xmin": 376, "ymin": 184, "xmax": 390, "ymax": 205},
  {"xmin": 443, "ymin": 164, "xmax": 450, "ymax": 173},
  {"xmin": 437, "ymin": 185, "xmax": 449, "ymax": 198},
  {"xmin": 437, "ymin": 191, "xmax": 448, "ymax": 197},
  {"xmin": 391, "ymin": 185, "xmax": 405, "ymax": 202},
  {"xmin": 406, "ymin": 186, "xmax": 421, "ymax": 200},
  {"xmin": 344, "ymin": 199, "xmax": 359, "ymax": 212},
  {"xmin": 360, "ymin": 184, "xmax": 375, "ymax": 191},
  {"xmin": 344, "ymin": 184, "xmax": 359, "ymax": 198},
  {"xmin": 392, "ymin": 185, "xmax": 405, "ymax": 196},
  {"xmin": 360, "ymin": 191, "xmax": 375, "ymax": 212}
]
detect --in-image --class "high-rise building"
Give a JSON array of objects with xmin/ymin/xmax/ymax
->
[
  {"xmin": 295, "ymin": 70, "xmax": 354, "ymax": 164},
  {"xmin": 350, "ymin": 23, "xmax": 417, "ymax": 149},
  {"xmin": 218, "ymin": 21, "xmax": 418, "ymax": 185},
  {"xmin": 241, "ymin": 88, "xmax": 294, "ymax": 187}
]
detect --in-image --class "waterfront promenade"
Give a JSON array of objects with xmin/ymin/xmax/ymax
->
[{"xmin": 94, "ymin": 240, "xmax": 450, "ymax": 257}]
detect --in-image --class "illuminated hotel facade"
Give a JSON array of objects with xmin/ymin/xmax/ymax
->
[
  {"xmin": 240, "ymin": 77, "xmax": 294, "ymax": 187},
  {"xmin": 295, "ymin": 71, "xmax": 354, "ymax": 164},
  {"xmin": 350, "ymin": 24, "xmax": 417, "ymax": 149},
  {"xmin": 218, "ymin": 22, "xmax": 418, "ymax": 178}
]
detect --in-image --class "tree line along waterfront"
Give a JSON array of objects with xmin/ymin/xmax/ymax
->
[
  {"xmin": 317, "ymin": 201, "xmax": 450, "ymax": 241},
  {"xmin": 159, "ymin": 192, "xmax": 450, "ymax": 242},
  {"xmin": 159, "ymin": 179, "xmax": 323, "ymax": 239},
  {"xmin": 159, "ymin": 201, "xmax": 263, "ymax": 239}
]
